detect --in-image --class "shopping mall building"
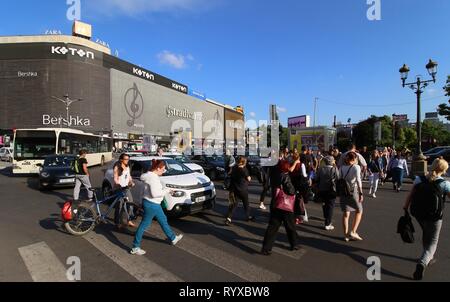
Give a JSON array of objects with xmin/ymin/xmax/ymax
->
[{"xmin": 0, "ymin": 22, "xmax": 245, "ymax": 151}]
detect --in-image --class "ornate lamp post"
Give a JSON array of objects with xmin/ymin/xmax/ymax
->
[{"xmin": 399, "ymin": 59, "xmax": 438, "ymax": 176}]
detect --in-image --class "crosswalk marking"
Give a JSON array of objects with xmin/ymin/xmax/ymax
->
[
  {"xmin": 147, "ymin": 226, "xmax": 282, "ymax": 282},
  {"xmin": 18, "ymin": 242, "xmax": 70, "ymax": 282},
  {"xmin": 84, "ymin": 232, "xmax": 183, "ymax": 282},
  {"xmin": 185, "ymin": 214, "xmax": 307, "ymax": 260}
]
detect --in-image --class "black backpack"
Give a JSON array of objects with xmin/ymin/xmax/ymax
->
[
  {"xmin": 397, "ymin": 210, "xmax": 415, "ymax": 244},
  {"xmin": 410, "ymin": 176, "xmax": 446, "ymax": 221},
  {"xmin": 337, "ymin": 165, "xmax": 354, "ymax": 197}
]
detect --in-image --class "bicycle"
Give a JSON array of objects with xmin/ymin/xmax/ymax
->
[{"xmin": 64, "ymin": 187, "xmax": 139, "ymax": 236}]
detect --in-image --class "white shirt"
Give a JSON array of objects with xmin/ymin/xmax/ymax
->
[
  {"xmin": 339, "ymin": 151, "xmax": 367, "ymax": 168},
  {"xmin": 339, "ymin": 164, "xmax": 362, "ymax": 192},
  {"xmin": 141, "ymin": 172, "xmax": 168, "ymax": 204},
  {"xmin": 116, "ymin": 166, "xmax": 131, "ymax": 188}
]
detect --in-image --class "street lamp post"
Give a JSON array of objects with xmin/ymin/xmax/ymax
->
[
  {"xmin": 51, "ymin": 94, "xmax": 83, "ymax": 128},
  {"xmin": 399, "ymin": 59, "xmax": 438, "ymax": 176}
]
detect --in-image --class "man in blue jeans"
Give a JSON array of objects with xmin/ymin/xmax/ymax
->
[{"xmin": 131, "ymin": 160, "xmax": 183, "ymax": 255}]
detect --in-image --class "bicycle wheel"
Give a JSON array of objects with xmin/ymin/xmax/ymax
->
[{"xmin": 64, "ymin": 203, "xmax": 97, "ymax": 236}]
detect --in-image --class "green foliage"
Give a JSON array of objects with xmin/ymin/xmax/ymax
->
[
  {"xmin": 438, "ymin": 76, "xmax": 450, "ymax": 121},
  {"xmin": 422, "ymin": 120, "xmax": 450, "ymax": 146}
]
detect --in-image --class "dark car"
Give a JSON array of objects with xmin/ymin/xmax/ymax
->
[
  {"xmin": 426, "ymin": 149, "xmax": 450, "ymax": 163},
  {"xmin": 38, "ymin": 155, "xmax": 76, "ymax": 190},
  {"xmin": 424, "ymin": 146, "xmax": 450, "ymax": 156},
  {"xmin": 190, "ymin": 155, "xmax": 226, "ymax": 181}
]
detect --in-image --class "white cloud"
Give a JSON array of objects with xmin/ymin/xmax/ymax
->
[
  {"xmin": 87, "ymin": 0, "xmax": 220, "ymax": 17},
  {"xmin": 157, "ymin": 51, "xmax": 187, "ymax": 69},
  {"xmin": 277, "ymin": 106, "xmax": 287, "ymax": 113},
  {"xmin": 427, "ymin": 88, "xmax": 437, "ymax": 96},
  {"xmin": 249, "ymin": 112, "xmax": 256, "ymax": 118}
]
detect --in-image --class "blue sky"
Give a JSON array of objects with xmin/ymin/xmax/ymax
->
[{"xmin": 1, "ymin": 0, "xmax": 449, "ymax": 126}]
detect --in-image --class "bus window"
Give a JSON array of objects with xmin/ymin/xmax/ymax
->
[{"xmin": 14, "ymin": 130, "xmax": 57, "ymax": 160}]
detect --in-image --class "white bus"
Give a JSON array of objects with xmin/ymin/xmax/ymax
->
[{"xmin": 13, "ymin": 128, "xmax": 113, "ymax": 175}]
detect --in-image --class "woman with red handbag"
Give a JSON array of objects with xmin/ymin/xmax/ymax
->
[{"xmin": 261, "ymin": 161, "xmax": 299, "ymax": 255}]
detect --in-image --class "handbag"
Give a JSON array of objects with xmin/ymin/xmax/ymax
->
[
  {"xmin": 275, "ymin": 187, "xmax": 296, "ymax": 212},
  {"xmin": 397, "ymin": 210, "xmax": 415, "ymax": 244}
]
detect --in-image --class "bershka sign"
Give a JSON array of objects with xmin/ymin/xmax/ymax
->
[
  {"xmin": 43, "ymin": 115, "xmax": 91, "ymax": 127},
  {"xmin": 51, "ymin": 46, "xmax": 95, "ymax": 59}
]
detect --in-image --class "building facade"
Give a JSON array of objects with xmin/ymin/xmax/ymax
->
[{"xmin": 0, "ymin": 32, "xmax": 244, "ymax": 150}]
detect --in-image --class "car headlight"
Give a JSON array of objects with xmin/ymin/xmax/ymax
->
[
  {"xmin": 170, "ymin": 191, "xmax": 185, "ymax": 198},
  {"xmin": 40, "ymin": 172, "xmax": 50, "ymax": 178},
  {"xmin": 216, "ymin": 167, "xmax": 225, "ymax": 172}
]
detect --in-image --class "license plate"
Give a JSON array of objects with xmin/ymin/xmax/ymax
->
[
  {"xmin": 195, "ymin": 196, "xmax": 207, "ymax": 203},
  {"xmin": 60, "ymin": 178, "xmax": 75, "ymax": 184}
]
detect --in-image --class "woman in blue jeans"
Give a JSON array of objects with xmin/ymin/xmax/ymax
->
[
  {"xmin": 131, "ymin": 160, "xmax": 183, "ymax": 256},
  {"xmin": 388, "ymin": 153, "xmax": 409, "ymax": 192}
]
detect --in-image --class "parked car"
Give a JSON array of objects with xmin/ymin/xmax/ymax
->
[
  {"xmin": 424, "ymin": 146, "xmax": 450, "ymax": 156},
  {"xmin": 189, "ymin": 155, "xmax": 226, "ymax": 181},
  {"xmin": 102, "ymin": 157, "xmax": 216, "ymax": 217},
  {"xmin": 0, "ymin": 147, "xmax": 13, "ymax": 162},
  {"xmin": 38, "ymin": 155, "xmax": 76, "ymax": 190},
  {"xmin": 426, "ymin": 149, "xmax": 450, "ymax": 163},
  {"xmin": 163, "ymin": 152, "xmax": 205, "ymax": 174}
]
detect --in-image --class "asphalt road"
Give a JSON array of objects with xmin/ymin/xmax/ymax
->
[{"xmin": 1, "ymin": 161, "xmax": 449, "ymax": 282}]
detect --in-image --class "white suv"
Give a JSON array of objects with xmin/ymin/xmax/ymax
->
[
  {"xmin": 0, "ymin": 147, "xmax": 13, "ymax": 162},
  {"xmin": 102, "ymin": 157, "xmax": 216, "ymax": 217},
  {"xmin": 162, "ymin": 152, "xmax": 205, "ymax": 175}
]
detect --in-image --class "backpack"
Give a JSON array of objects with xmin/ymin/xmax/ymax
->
[
  {"xmin": 71, "ymin": 158, "xmax": 80, "ymax": 174},
  {"xmin": 410, "ymin": 176, "xmax": 446, "ymax": 221},
  {"xmin": 397, "ymin": 210, "xmax": 415, "ymax": 244},
  {"xmin": 337, "ymin": 165, "xmax": 354, "ymax": 197}
]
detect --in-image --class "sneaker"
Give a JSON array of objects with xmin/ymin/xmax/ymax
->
[
  {"xmin": 413, "ymin": 263, "xmax": 426, "ymax": 280},
  {"xmin": 368, "ymin": 190, "xmax": 373, "ymax": 196},
  {"xmin": 259, "ymin": 203, "xmax": 267, "ymax": 210},
  {"xmin": 225, "ymin": 218, "xmax": 232, "ymax": 226},
  {"xmin": 344, "ymin": 236, "xmax": 350, "ymax": 242},
  {"xmin": 130, "ymin": 247, "xmax": 146, "ymax": 256},
  {"xmin": 349, "ymin": 232, "xmax": 363, "ymax": 241},
  {"xmin": 372, "ymin": 193, "xmax": 377, "ymax": 198},
  {"xmin": 172, "ymin": 234, "xmax": 184, "ymax": 246},
  {"xmin": 325, "ymin": 225, "xmax": 335, "ymax": 231},
  {"xmin": 296, "ymin": 218, "xmax": 303, "ymax": 225}
]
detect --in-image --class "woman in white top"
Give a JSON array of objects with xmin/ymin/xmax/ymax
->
[
  {"xmin": 131, "ymin": 160, "xmax": 183, "ymax": 256},
  {"xmin": 113, "ymin": 154, "xmax": 136, "ymax": 228},
  {"xmin": 388, "ymin": 153, "xmax": 409, "ymax": 192},
  {"xmin": 339, "ymin": 152, "xmax": 364, "ymax": 242}
]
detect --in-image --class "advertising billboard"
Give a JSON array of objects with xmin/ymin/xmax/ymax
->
[
  {"xmin": 0, "ymin": 57, "xmax": 110, "ymax": 132},
  {"xmin": 110, "ymin": 69, "xmax": 224, "ymax": 144},
  {"xmin": 288, "ymin": 115, "xmax": 310, "ymax": 128}
]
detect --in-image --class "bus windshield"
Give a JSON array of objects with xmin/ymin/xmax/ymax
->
[{"xmin": 14, "ymin": 131, "xmax": 57, "ymax": 160}]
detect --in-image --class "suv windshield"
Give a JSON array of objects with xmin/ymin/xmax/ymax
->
[
  {"xmin": 131, "ymin": 159, "xmax": 193, "ymax": 177},
  {"xmin": 44, "ymin": 156, "xmax": 74, "ymax": 167}
]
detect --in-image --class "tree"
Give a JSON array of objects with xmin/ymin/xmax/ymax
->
[
  {"xmin": 353, "ymin": 115, "xmax": 393, "ymax": 149},
  {"xmin": 438, "ymin": 75, "xmax": 450, "ymax": 121},
  {"xmin": 397, "ymin": 127, "xmax": 417, "ymax": 150},
  {"xmin": 422, "ymin": 120, "xmax": 450, "ymax": 147}
]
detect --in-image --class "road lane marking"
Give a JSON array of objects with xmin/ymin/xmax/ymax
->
[
  {"xmin": 147, "ymin": 227, "xmax": 281, "ymax": 282},
  {"xmin": 18, "ymin": 242, "xmax": 70, "ymax": 282},
  {"xmin": 84, "ymin": 232, "xmax": 183, "ymax": 282}
]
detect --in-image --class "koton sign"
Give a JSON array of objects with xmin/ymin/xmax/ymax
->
[{"xmin": 51, "ymin": 46, "xmax": 95, "ymax": 60}]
